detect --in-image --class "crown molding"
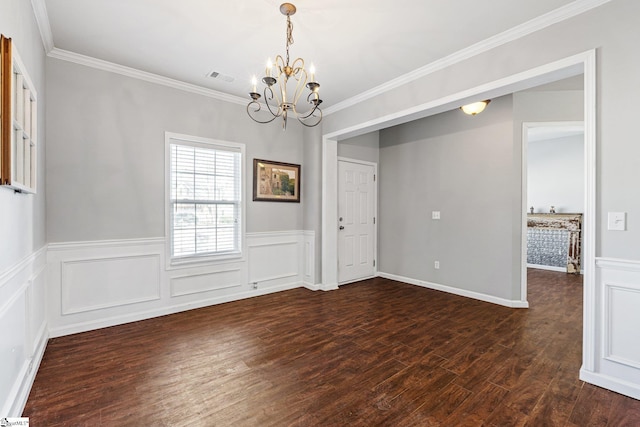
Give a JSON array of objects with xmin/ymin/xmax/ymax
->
[
  {"xmin": 32, "ymin": 0, "xmax": 610, "ymax": 111},
  {"xmin": 47, "ymin": 48, "xmax": 247, "ymax": 106},
  {"xmin": 323, "ymin": 0, "xmax": 612, "ymax": 115},
  {"xmin": 30, "ymin": 0, "xmax": 54, "ymax": 53}
]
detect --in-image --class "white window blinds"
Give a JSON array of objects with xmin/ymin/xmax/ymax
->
[{"xmin": 169, "ymin": 141, "xmax": 241, "ymax": 259}]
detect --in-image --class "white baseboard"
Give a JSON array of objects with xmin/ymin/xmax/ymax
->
[
  {"xmin": 319, "ymin": 283, "xmax": 339, "ymax": 291},
  {"xmin": 10, "ymin": 325, "xmax": 48, "ymax": 416},
  {"xmin": 580, "ymin": 368, "xmax": 640, "ymax": 401},
  {"xmin": 378, "ymin": 272, "xmax": 529, "ymax": 308},
  {"xmin": 527, "ymin": 263, "xmax": 584, "ymax": 274},
  {"xmin": 303, "ymin": 282, "xmax": 321, "ymax": 291},
  {"xmin": 47, "ymin": 231, "xmax": 315, "ymax": 338},
  {"xmin": 49, "ymin": 280, "xmax": 303, "ymax": 338},
  {"xmin": 338, "ymin": 275, "xmax": 377, "ymax": 286}
]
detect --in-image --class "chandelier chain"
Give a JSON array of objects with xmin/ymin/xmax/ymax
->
[{"xmin": 285, "ymin": 15, "xmax": 294, "ymax": 67}]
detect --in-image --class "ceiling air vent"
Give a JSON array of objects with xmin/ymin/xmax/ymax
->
[{"xmin": 207, "ymin": 70, "xmax": 235, "ymax": 83}]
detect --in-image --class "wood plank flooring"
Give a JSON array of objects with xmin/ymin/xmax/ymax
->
[{"xmin": 24, "ymin": 269, "xmax": 640, "ymax": 426}]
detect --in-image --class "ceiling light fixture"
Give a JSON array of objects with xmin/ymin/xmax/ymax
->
[
  {"xmin": 247, "ymin": 3, "xmax": 322, "ymax": 129},
  {"xmin": 460, "ymin": 100, "xmax": 491, "ymax": 115}
]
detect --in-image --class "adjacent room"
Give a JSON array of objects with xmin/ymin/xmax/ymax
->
[{"xmin": 2, "ymin": 0, "xmax": 640, "ymax": 424}]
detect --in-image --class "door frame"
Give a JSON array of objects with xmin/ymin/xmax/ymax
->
[
  {"xmin": 322, "ymin": 50, "xmax": 596, "ymax": 372},
  {"xmin": 521, "ymin": 121, "xmax": 586, "ymax": 304},
  {"xmin": 337, "ymin": 157, "xmax": 378, "ymax": 285}
]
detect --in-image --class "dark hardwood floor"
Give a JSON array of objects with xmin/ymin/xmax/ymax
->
[{"xmin": 24, "ymin": 269, "xmax": 640, "ymax": 426}]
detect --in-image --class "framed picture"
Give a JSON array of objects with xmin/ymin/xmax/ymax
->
[{"xmin": 253, "ymin": 159, "xmax": 300, "ymax": 202}]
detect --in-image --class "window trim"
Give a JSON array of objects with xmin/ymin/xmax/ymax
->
[{"xmin": 164, "ymin": 132, "xmax": 245, "ymax": 268}]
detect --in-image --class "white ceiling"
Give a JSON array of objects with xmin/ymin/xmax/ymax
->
[{"xmin": 40, "ymin": 0, "xmax": 588, "ymax": 109}]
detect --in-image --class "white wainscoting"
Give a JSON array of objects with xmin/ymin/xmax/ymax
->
[
  {"xmin": 47, "ymin": 231, "xmax": 315, "ymax": 338},
  {"xmin": 580, "ymin": 258, "xmax": 640, "ymax": 400},
  {"xmin": 0, "ymin": 246, "xmax": 48, "ymax": 417},
  {"xmin": 62, "ymin": 254, "xmax": 162, "ymax": 315},
  {"xmin": 303, "ymin": 231, "xmax": 317, "ymax": 290}
]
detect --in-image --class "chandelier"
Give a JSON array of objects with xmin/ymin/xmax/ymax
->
[{"xmin": 247, "ymin": 3, "xmax": 323, "ymax": 129}]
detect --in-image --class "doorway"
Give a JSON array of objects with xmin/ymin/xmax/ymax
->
[
  {"xmin": 337, "ymin": 158, "xmax": 377, "ymax": 284},
  {"xmin": 521, "ymin": 121, "xmax": 585, "ymax": 301},
  {"xmin": 322, "ymin": 50, "xmax": 596, "ymax": 371}
]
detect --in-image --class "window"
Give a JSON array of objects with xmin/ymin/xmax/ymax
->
[
  {"xmin": 1, "ymin": 35, "xmax": 38, "ymax": 194},
  {"xmin": 166, "ymin": 133, "xmax": 244, "ymax": 263}
]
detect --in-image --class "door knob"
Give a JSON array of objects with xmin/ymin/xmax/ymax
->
[{"xmin": 339, "ymin": 226, "xmax": 345, "ymax": 230}]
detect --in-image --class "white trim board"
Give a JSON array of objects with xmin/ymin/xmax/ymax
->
[
  {"xmin": 48, "ymin": 48, "xmax": 246, "ymax": 106},
  {"xmin": 378, "ymin": 272, "xmax": 529, "ymax": 309},
  {"xmin": 48, "ymin": 281, "xmax": 302, "ymax": 338},
  {"xmin": 580, "ymin": 370, "xmax": 640, "ymax": 401},
  {"xmin": 29, "ymin": 0, "xmax": 609, "ymax": 113},
  {"xmin": 323, "ymin": 0, "xmax": 610, "ymax": 115},
  {"xmin": 47, "ymin": 231, "xmax": 313, "ymax": 338},
  {"xmin": 6, "ymin": 323, "xmax": 48, "ymax": 417},
  {"xmin": 527, "ymin": 264, "xmax": 584, "ymax": 275}
]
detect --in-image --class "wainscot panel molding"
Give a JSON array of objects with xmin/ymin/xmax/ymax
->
[
  {"xmin": 581, "ymin": 258, "xmax": 640, "ymax": 400},
  {"xmin": 0, "ymin": 246, "xmax": 48, "ymax": 417},
  {"xmin": 247, "ymin": 230, "xmax": 304, "ymax": 291},
  {"xmin": 303, "ymin": 231, "xmax": 318, "ymax": 290},
  {"xmin": 61, "ymin": 255, "xmax": 161, "ymax": 315},
  {"xmin": 170, "ymin": 268, "xmax": 242, "ymax": 297},
  {"xmin": 47, "ymin": 231, "xmax": 314, "ymax": 338},
  {"xmin": 377, "ymin": 272, "xmax": 529, "ymax": 309}
]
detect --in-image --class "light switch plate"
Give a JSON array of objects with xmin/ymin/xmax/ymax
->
[
  {"xmin": 432, "ymin": 211, "xmax": 440, "ymax": 220},
  {"xmin": 608, "ymin": 212, "xmax": 626, "ymax": 231}
]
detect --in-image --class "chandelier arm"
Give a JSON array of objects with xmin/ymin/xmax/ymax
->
[
  {"xmin": 290, "ymin": 60, "xmax": 307, "ymax": 106},
  {"xmin": 274, "ymin": 55, "xmax": 286, "ymax": 77},
  {"xmin": 263, "ymin": 85, "xmax": 283, "ymax": 117},
  {"xmin": 297, "ymin": 104, "xmax": 322, "ymax": 120},
  {"xmin": 290, "ymin": 102, "xmax": 322, "ymax": 127},
  {"xmin": 295, "ymin": 110, "xmax": 322, "ymax": 127},
  {"xmin": 247, "ymin": 101, "xmax": 279, "ymax": 124}
]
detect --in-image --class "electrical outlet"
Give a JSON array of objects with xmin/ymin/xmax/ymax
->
[
  {"xmin": 432, "ymin": 211, "xmax": 441, "ymax": 220},
  {"xmin": 252, "ymin": 282, "xmax": 258, "ymax": 289},
  {"xmin": 434, "ymin": 261, "xmax": 440, "ymax": 269}
]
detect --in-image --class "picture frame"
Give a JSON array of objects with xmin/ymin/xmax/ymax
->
[{"xmin": 253, "ymin": 158, "xmax": 300, "ymax": 203}]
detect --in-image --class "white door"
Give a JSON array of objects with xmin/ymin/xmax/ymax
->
[{"xmin": 338, "ymin": 159, "xmax": 376, "ymax": 284}]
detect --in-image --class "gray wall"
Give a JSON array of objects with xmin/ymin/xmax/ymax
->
[
  {"xmin": 379, "ymin": 95, "xmax": 516, "ymax": 300},
  {"xmin": 323, "ymin": 0, "xmax": 640, "ymax": 261},
  {"xmin": 46, "ymin": 58, "xmax": 305, "ymax": 242},
  {"xmin": 338, "ymin": 132, "xmax": 380, "ymax": 164},
  {"xmin": 528, "ymin": 134, "xmax": 584, "ymax": 214},
  {"xmin": 0, "ymin": 0, "xmax": 46, "ymax": 271}
]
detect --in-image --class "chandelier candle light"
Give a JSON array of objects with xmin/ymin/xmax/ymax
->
[{"xmin": 247, "ymin": 3, "xmax": 323, "ymax": 129}]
